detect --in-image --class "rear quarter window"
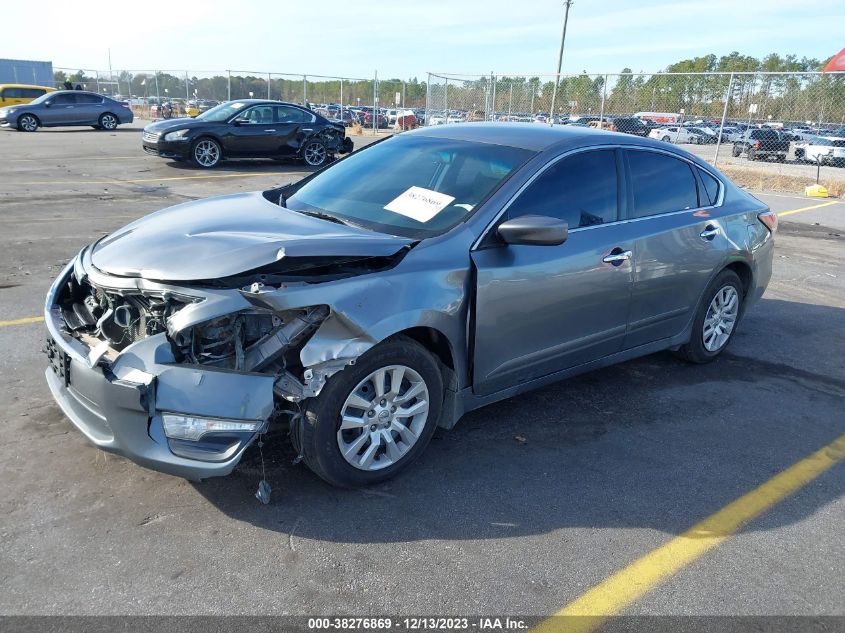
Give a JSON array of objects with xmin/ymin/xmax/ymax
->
[{"xmin": 698, "ymin": 169, "xmax": 721, "ymax": 206}]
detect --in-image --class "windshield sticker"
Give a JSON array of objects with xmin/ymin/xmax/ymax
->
[{"xmin": 384, "ymin": 187, "xmax": 455, "ymax": 223}]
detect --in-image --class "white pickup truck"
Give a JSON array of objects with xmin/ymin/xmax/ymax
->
[{"xmin": 794, "ymin": 135, "xmax": 845, "ymax": 166}]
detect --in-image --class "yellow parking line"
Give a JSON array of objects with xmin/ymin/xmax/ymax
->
[
  {"xmin": 13, "ymin": 172, "xmax": 294, "ymax": 186},
  {"xmin": 778, "ymin": 201, "xmax": 839, "ymax": 217},
  {"xmin": 533, "ymin": 433, "xmax": 845, "ymax": 633},
  {"xmin": 0, "ymin": 315, "xmax": 44, "ymax": 328}
]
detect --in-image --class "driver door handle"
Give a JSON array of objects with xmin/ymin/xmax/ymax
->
[
  {"xmin": 700, "ymin": 225, "xmax": 721, "ymax": 240},
  {"xmin": 263, "ymin": 129, "xmax": 276, "ymax": 132},
  {"xmin": 603, "ymin": 250, "xmax": 632, "ymax": 264}
]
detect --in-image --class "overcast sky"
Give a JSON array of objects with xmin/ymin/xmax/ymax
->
[{"xmin": 5, "ymin": 0, "xmax": 844, "ymax": 79}]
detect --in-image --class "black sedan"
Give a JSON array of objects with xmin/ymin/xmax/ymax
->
[{"xmin": 141, "ymin": 100, "xmax": 354, "ymax": 168}]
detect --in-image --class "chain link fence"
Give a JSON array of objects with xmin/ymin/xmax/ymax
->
[
  {"xmin": 52, "ymin": 68, "xmax": 429, "ymax": 134},
  {"xmin": 427, "ymin": 71, "xmax": 845, "ymax": 193}
]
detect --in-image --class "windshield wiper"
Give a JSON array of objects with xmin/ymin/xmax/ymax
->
[{"xmin": 296, "ymin": 209, "xmax": 351, "ymax": 227}]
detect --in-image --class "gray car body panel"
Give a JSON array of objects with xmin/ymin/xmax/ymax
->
[
  {"xmin": 2, "ymin": 90, "xmax": 133, "ymax": 128},
  {"xmin": 44, "ymin": 124, "xmax": 773, "ymax": 479}
]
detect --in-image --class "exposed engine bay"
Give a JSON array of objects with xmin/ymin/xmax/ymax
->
[
  {"xmin": 57, "ymin": 274, "xmax": 192, "ymax": 359},
  {"xmin": 55, "ymin": 272, "xmax": 333, "ymax": 402}
]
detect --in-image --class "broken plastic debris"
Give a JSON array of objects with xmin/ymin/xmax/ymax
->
[{"xmin": 255, "ymin": 480, "xmax": 271, "ymax": 505}]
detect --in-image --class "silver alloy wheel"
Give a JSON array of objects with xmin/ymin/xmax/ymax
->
[
  {"xmin": 337, "ymin": 364, "xmax": 430, "ymax": 471},
  {"xmin": 303, "ymin": 141, "xmax": 327, "ymax": 166},
  {"xmin": 194, "ymin": 139, "xmax": 220, "ymax": 167},
  {"xmin": 19, "ymin": 115, "xmax": 37, "ymax": 132},
  {"xmin": 101, "ymin": 114, "xmax": 117, "ymax": 130},
  {"xmin": 703, "ymin": 285, "xmax": 739, "ymax": 352}
]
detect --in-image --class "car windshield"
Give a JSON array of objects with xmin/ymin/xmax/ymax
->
[
  {"xmin": 282, "ymin": 135, "xmax": 535, "ymax": 239},
  {"xmin": 195, "ymin": 101, "xmax": 247, "ymax": 122}
]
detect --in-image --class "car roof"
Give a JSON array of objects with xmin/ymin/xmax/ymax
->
[{"xmin": 407, "ymin": 122, "xmax": 708, "ymax": 157}]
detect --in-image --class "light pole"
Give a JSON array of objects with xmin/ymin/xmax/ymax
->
[{"xmin": 548, "ymin": 0, "xmax": 574, "ymax": 125}]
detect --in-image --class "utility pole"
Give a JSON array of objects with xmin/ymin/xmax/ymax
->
[{"xmin": 548, "ymin": 0, "xmax": 574, "ymax": 125}]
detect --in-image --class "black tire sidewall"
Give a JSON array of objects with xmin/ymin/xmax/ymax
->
[
  {"xmin": 301, "ymin": 338, "xmax": 443, "ymax": 488},
  {"xmin": 681, "ymin": 270, "xmax": 744, "ymax": 363}
]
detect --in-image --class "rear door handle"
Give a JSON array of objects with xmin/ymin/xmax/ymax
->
[
  {"xmin": 264, "ymin": 129, "xmax": 276, "ymax": 132},
  {"xmin": 602, "ymin": 249, "xmax": 632, "ymax": 264},
  {"xmin": 700, "ymin": 225, "xmax": 720, "ymax": 240}
]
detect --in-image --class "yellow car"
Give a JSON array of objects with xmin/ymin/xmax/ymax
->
[{"xmin": 0, "ymin": 84, "xmax": 55, "ymax": 106}]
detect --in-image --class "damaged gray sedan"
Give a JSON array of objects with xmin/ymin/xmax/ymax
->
[{"xmin": 45, "ymin": 123, "xmax": 775, "ymax": 487}]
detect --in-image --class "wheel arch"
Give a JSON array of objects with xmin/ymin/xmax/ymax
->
[{"xmin": 723, "ymin": 260, "xmax": 753, "ymax": 298}]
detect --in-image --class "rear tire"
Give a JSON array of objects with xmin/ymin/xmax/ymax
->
[
  {"xmin": 98, "ymin": 113, "xmax": 119, "ymax": 130},
  {"xmin": 17, "ymin": 114, "xmax": 38, "ymax": 132},
  {"xmin": 301, "ymin": 139, "xmax": 329, "ymax": 167},
  {"xmin": 677, "ymin": 270, "xmax": 744, "ymax": 364},
  {"xmin": 298, "ymin": 336, "xmax": 443, "ymax": 488}
]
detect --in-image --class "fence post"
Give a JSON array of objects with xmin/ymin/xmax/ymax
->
[
  {"xmin": 154, "ymin": 71, "xmax": 161, "ymax": 104},
  {"xmin": 508, "ymin": 82, "xmax": 513, "ymax": 120},
  {"xmin": 490, "ymin": 73, "xmax": 498, "ymax": 121},
  {"xmin": 373, "ymin": 70, "xmax": 378, "ymax": 135},
  {"xmin": 713, "ymin": 72, "xmax": 735, "ymax": 168},
  {"xmin": 303, "ymin": 75, "xmax": 307, "ymax": 105},
  {"xmin": 95, "ymin": 70, "xmax": 100, "ymax": 93},
  {"xmin": 425, "ymin": 73, "xmax": 431, "ymax": 126},
  {"xmin": 340, "ymin": 77, "xmax": 343, "ymax": 119},
  {"xmin": 444, "ymin": 77, "xmax": 448, "ymax": 124},
  {"xmin": 227, "ymin": 70, "xmax": 231, "ymax": 101},
  {"xmin": 185, "ymin": 72, "xmax": 190, "ymax": 101},
  {"xmin": 267, "ymin": 73, "xmax": 271, "ymax": 99}
]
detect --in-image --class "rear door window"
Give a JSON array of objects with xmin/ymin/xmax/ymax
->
[{"xmin": 627, "ymin": 150, "xmax": 699, "ymax": 217}]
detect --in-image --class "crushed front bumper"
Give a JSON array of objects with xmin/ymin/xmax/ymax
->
[{"xmin": 44, "ymin": 257, "xmax": 276, "ymax": 480}]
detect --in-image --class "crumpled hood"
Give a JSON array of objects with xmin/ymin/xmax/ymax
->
[{"xmin": 90, "ymin": 192, "xmax": 412, "ymax": 281}]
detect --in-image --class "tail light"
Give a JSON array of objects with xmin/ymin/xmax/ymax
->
[{"xmin": 758, "ymin": 210, "xmax": 778, "ymax": 233}]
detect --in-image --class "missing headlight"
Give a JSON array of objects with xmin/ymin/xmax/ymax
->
[{"xmin": 172, "ymin": 305, "xmax": 329, "ymax": 373}]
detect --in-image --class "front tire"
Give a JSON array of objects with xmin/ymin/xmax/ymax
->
[
  {"xmin": 17, "ymin": 114, "xmax": 38, "ymax": 132},
  {"xmin": 191, "ymin": 137, "xmax": 222, "ymax": 168},
  {"xmin": 98, "ymin": 113, "xmax": 119, "ymax": 130},
  {"xmin": 299, "ymin": 337, "xmax": 443, "ymax": 488},
  {"xmin": 662, "ymin": 135, "xmax": 671, "ymax": 142},
  {"xmin": 677, "ymin": 270, "xmax": 743, "ymax": 364}
]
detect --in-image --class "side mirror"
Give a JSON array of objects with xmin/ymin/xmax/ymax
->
[
  {"xmin": 44, "ymin": 100, "xmax": 52, "ymax": 107},
  {"xmin": 497, "ymin": 215, "xmax": 569, "ymax": 246},
  {"xmin": 232, "ymin": 117, "xmax": 248, "ymax": 126}
]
